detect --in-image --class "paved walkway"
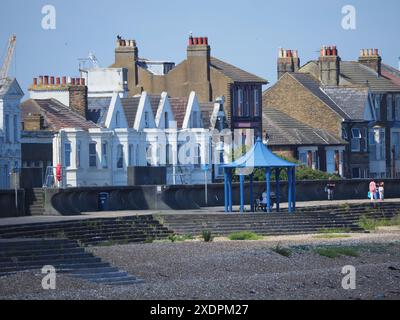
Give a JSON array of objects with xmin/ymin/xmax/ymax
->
[{"xmin": 0, "ymin": 198, "xmax": 398, "ymax": 227}]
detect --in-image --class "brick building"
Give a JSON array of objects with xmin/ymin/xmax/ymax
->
[
  {"xmin": 263, "ymin": 47, "xmax": 400, "ymax": 178},
  {"xmin": 111, "ymin": 36, "xmax": 268, "ymax": 137}
]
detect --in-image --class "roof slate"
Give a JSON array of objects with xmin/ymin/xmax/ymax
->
[
  {"xmin": 263, "ymin": 108, "xmax": 346, "ymax": 146},
  {"xmin": 340, "ymin": 61, "xmax": 400, "ymax": 93},
  {"xmin": 323, "ymin": 86, "xmax": 370, "ymax": 121},
  {"xmin": 210, "ymin": 57, "xmax": 268, "ymax": 84},
  {"xmin": 87, "ymin": 97, "xmax": 112, "ymax": 126},
  {"xmin": 20, "ymin": 99, "xmax": 99, "ymax": 131}
]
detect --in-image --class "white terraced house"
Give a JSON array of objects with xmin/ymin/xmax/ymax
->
[{"xmin": 51, "ymin": 90, "xmax": 228, "ymax": 187}]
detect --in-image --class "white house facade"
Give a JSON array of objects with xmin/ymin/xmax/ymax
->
[{"xmin": 0, "ymin": 78, "xmax": 24, "ymax": 189}]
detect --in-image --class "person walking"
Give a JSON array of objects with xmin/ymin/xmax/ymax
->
[
  {"xmin": 369, "ymin": 179, "xmax": 377, "ymax": 202},
  {"xmin": 326, "ymin": 178, "xmax": 336, "ymax": 201},
  {"xmin": 378, "ymin": 182, "xmax": 385, "ymax": 201}
]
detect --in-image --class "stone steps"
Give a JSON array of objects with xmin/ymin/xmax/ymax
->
[
  {"xmin": 159, "ymin": 203, "xmax": 400, "ymax": 237},
  {"xmin": 0, "ymin": 239, "xmax": 143, "ymax": 286},
  {"xmin": 0, "ymin": 216, "xmax": 173, "ymax": 246}
]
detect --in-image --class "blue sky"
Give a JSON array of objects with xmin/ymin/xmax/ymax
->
[{"xmin": 1, "ymin": 0, "xmax": 399, "ymax": 97}]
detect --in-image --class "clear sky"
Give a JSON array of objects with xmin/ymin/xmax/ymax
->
[{"xmin": 1, "ymin": 0, "xmax": 399, "ymax": 97}]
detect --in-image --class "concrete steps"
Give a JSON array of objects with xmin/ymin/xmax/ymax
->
[
  {"xmin": 0, "ymin": 239, "xmax": 143, "ymax": 285},
  {"xmin": 158, "ymin": 203, "xmax": 400, "ymax": 237},
  {"xmin": 0, "ymin": 216, "xmax": 173, "ymax": 246},
  {"xmin": 25, "ymin": 188, "xmax": 45, "ymax": 216}
]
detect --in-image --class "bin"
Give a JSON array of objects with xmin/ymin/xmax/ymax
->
[{"xmin": 98, "ymin": 192, "xmax": 110, "ymax": 211}]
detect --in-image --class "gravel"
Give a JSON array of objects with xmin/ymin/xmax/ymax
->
[{"xmin": 1, "ymin": 228, "xmax": 400, "ymax": 300}]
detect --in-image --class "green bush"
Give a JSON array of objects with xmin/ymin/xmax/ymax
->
[
  {"xmin": 272, "ymin": 244, "xmax": 292, "ymax": 257},
  {"xmin": 201, "ymin": 230, "xmax": 213, "ymax": 242},
  {"xmin": 358, "ymin": 215, "xmax": 400, "ymax": 231},
  {"xmin": 228, "ymin": 231, "xmax": 262, "ymax": 241}
]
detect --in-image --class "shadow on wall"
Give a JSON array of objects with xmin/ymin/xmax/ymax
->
[
  {"xmin": 0, "ymin": 190, "xmax": 25, "ymax": 218},
  {"xmin": 41, "ymin": 179, "xmax": 400, "ymax": 216}
]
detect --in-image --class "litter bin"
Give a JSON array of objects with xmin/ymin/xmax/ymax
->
[{"xmin": 98, "ymin": 192, "xmax": 110, "ymax": 211}]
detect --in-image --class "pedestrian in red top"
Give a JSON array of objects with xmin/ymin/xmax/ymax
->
[{"xmin": 369, "ymin": 180, "xmax": 377, "ymax": 202}]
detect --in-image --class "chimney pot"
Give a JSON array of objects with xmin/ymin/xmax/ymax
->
[
  {"xmin": 71, "ymin": 78, "xmax": 76, "ymax": 85},
  {"xmin": 62, "ymin": 76, "xmax": 67, "ymax": 85},
  {"xmin": 44, "ymin": 76, "xmax": 49, "ymax": 86},
  {"xmin": 50, "ymin": 76, "xmax": 55, "ymax": 85},
  {"xmin": 33, "ymin": 78, "xmax": 38, "ymax": 86},
  {"xmin": 374, "ymin": 49, "xmax": 379, "ymax": 56},
  {"xmin": 189, "ymin": 36, "xmax": 194, "ymax": 46},
  {"xmin": 56, "ymin": 77, "xmax": 60, "ymax": 85},
  {"xmin": 205, "ymin": 37, "xmax": 208, "ymax": 45},
  {"xmin": 39, "ymin": 76, "xmax": 43, "ymax": 86},
  {"xmin": 76, "ymin": 78, "xmax": 81, "ymax": 86},
  {"xmin": 81, "ymin": 78, "xmax": 85, "ymax": 86}
]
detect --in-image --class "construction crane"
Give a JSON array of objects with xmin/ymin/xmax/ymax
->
[{"xmin": 0, "ymin": 34, "xmax": 16, "ymax": 83}]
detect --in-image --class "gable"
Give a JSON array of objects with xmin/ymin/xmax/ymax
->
[
  {"xmin": 0, "ymin": 78, "xmax": 24, "ymax": 99},
  {"xmin": 104, "ymin": 93, "xmax": 128, "ymax": 129},
  {"xmin": 182, "ymin": 92, "xmax": 203, "ymax": 129},
  {"xmin": 133, "ymin": 92, "xmax": 156, "ymax": 130},
  {"xmin": 155, "ymin": 92, "xmax": 175, "ymax": 129},
  {"xmin": 262, "ymin": 73, "xmax": 342, "ymax": 136}
]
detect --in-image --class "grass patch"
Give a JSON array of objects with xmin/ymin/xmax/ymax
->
[
  {"xmin": 358, "ymin": 215, "xmax": 400, "ymax": 231},
  {"xmin": 313, "ymin": 234, "xmax": 352, "ymax": 239},
  {"xmin": 228, "ymin": 231, "xmax": 263, "ymax": 241},
  {"xmin": 318, "ymin": 228, "xmax": 351, "ymax": 234},
  {"xmin": 271, "ymin": 244, "xmax": 292, "ymax": 257},
  {"xmin": 314, "ymin": 246, "xmax": 359, "ymax": 258}
]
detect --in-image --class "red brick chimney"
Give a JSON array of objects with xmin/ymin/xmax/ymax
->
[
  {"xmin": 68, "ymin": 78, "xmax": 88, "ymax": 118},
  {"xmin": 277, "ymin": 48, "xmax": 300, "ymax": 79},
  {"xmin": 358, "ymin": 48, "xmax": 382, "ymax": 75}
]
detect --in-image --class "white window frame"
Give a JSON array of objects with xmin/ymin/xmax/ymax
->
[
  {"xmin": 351, "ymin": 128, "xmax": 361, "ymax": 152},
  {"xmin": 89, "ymin": 142, "xmax": 97, "ymax": 168},
  {"xmin": 64, "ymin": 143, "xmax": 72, "ymax": 168}
]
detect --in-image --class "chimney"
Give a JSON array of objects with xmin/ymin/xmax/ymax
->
[
  {"xmin": 319, "ymin": 45, "xmax": 340, "ymax": 86},
  {"xmin": 68, "ymin": 79, "xmax": 88, "ymax": 118},
  {"xmin": 187, "ymin": 35, "xmax": 211, "ymax": 101},
  {"xmin": 277, "ymin": 48, "xmax": 300, "ymax": 79},
  {"xmin": 358, "ymin": 48, "xmax": 382, "ymax": 75},
  {"xmin": 114, "ymin": 37, "xmax": 139, "ymax": 93}
]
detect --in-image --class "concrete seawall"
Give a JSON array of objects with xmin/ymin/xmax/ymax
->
[{"xmin": 39, "ymin": 179, "xmax": 400, "ymax": 215}]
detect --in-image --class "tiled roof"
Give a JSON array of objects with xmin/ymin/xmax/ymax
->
[
  {"xmin": 169, "ymin": 97, "xmax": 188, "ymax": 128},
  {"xmin": 20, "ymin": 99, "xmax": 99, "ymax": 131},
  {"xmin": 323, "ymin": 86, "xmax": 370, "ymax": 121},
  {"xmin": 340, "ymin": 61, "xmax": 400, "ymax": 93},
  {"xmin": 263, "ymin": 108, "xmax": 346, "ymax": 146},
  {"xmin": 148, "ymin": 95, "xmax": 161, "ymax": 115},
  {"xmin": 381, "ymin": 63, "xmax": 400, "ymax": 87},
  {"xmin": 120, "ymin": 97, "xmax": 141, "ymax": 128},
  {"xmin": 210, "ymin": 57, "xmax": 268, "ymax": 84},
  {"xmin": 87, "ymin": 97, "xmax": 112, "ymax": 126},
  {"xmin": 290, "ymin": 73, "xmax": 350, "ymax": 120}
]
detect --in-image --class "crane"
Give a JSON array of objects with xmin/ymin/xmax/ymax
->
[{"xmin": 0, "ymin": 34, "xmax": 16, "ymax": 83}]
